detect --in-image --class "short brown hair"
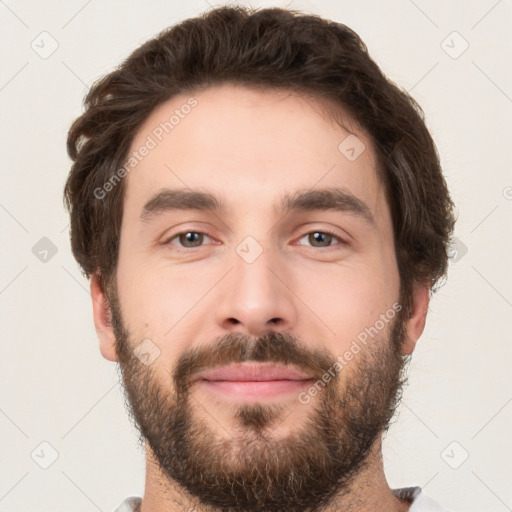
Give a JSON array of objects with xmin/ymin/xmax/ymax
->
[{"xmin": 63, "ymin": 5, "xmax": 455, "ymax": 317}]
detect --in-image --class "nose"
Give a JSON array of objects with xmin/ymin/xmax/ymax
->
[{"xmin": 214, "ymin": 242, "xmax": 298, "ymax": 337}]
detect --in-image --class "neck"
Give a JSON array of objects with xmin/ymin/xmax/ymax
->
[{"xmin": 138, "ymin": 438, "xmax": 412, "ymax": 512}]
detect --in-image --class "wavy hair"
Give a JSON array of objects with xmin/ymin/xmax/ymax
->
[{"xmin": 63, "ymin": 5, "xmax": 456, "ymax": 317}]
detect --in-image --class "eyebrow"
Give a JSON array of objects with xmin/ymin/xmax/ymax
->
[{"xmin": 140, "ymin": 186, "xmax": 375, "ymax": 226}]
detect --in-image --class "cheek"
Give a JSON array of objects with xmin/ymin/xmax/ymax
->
[
  {"xmin": 293, "ymin": 257, "xmax": 399, "ymax": 350},
  {"xmin": 116, "ymin": 258, "xmax": 215, "ymax": 348},
  {"xmin": 118, "ymin": 267, "xmax": 178, "ymax": 325}
]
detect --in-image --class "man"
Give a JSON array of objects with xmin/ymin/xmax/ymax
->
[{"xmin": 63, "ymin": 5, "xmax": 456, "ymax": 512}]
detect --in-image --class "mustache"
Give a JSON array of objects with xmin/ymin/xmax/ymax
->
[{"xmin": 172, "ymin": 330, "xmax": 337, "ymax": 395}]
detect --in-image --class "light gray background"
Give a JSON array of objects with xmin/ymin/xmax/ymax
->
[{"xmin": 1, "ymin": 0, "xmax": 511, "ymax": 511}]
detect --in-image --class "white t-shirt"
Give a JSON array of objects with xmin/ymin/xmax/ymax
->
[
  {"xmin": 394, "ymin": 487, "xmax": 452, "ymax": 511},
  {"xmin": 114, "ymin": 486, "xmax": 452, "ymax": 511}
]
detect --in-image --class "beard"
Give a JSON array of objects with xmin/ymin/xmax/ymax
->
[{"xmin": 107, "ymin": 284, "xmax": 410, "ymax": 512}]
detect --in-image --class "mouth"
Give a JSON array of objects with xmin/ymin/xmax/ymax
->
[{"xmin": 193, "ymin": 363, "xmax": 315, "ymax": 400}]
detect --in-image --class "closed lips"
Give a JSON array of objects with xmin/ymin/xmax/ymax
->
[{"xmin": 195, "ymin": 363, "xmax": 314, "ymax": 382}]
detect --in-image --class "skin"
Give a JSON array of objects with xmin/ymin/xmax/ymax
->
[{"xmin": 90, "ymin": 83, "xmax": 429, "ymax": 511}]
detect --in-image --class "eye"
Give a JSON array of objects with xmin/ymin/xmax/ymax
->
[
  {"xmin": 164, "ymin": 231, "xmax": 213, "ymax": 249},
  {"xmin": 296, "ymin": 230, "xmax": 345, "ymax": 249},
  {"xmin": 162, "ymin": 229, "xmax": 346, "ymax": 251}
]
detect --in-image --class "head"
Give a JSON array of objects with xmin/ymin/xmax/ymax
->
[{"xmin": 64, "ymin": 5, "xmax": 455, "ymax": 511}]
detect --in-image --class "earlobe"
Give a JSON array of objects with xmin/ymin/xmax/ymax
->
[
  {"xmin": 90, "ymin": 271, "xmax": 118, "ymax": 362},
  {"xmin": 401, "ymin": 283, "xmax": 430, "ymax": 355}
]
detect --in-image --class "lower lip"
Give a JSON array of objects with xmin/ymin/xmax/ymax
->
[{"xmin": 198, "ymin": 379, "xmax": 314, "ymax": 399}]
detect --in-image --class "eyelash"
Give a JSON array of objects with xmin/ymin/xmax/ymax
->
[{"xmin": 162, "ymin": 229, "xmax": 346, "ymax": 251}]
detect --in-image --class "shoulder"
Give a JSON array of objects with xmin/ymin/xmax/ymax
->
[
  {"xmin": 112, "ymin": 496, "xmax": 142, "ymax": 512},
  {"xmin": 393, "ymin": 486, "xmax": 454, "ymax": 511}
]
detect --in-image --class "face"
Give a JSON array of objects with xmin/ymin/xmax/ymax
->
[{"xmin": 96, "ymin": 83, "xmax": 424, "ymax": 511}]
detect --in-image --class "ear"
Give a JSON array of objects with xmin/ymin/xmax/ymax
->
[
  {"xmin": 90, "ymin": 271, "xmax": 118, "ymax": 362},
  {"xmin": 401, "ymin": 283, "xmax": 430, "ymax": 355}
]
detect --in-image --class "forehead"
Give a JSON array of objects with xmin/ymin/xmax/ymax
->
[{"xmin": 122, "ymin": 83, "xmax": 385, "ymax": 222}]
